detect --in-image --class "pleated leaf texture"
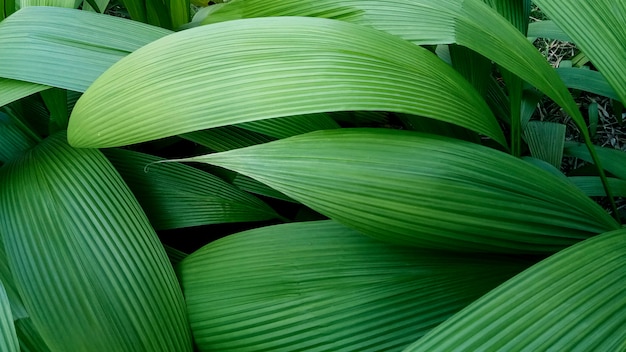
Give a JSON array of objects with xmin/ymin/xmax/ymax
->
[
  {"xmin": 104, "ymin": 148, "xmax": 278, "ymax": 230},
  {"xmin": 67, "ymin": 16, "xmax": 505, "ymax": 148},
  {"xmin": 178, "ymin": 220, "xmax": 532, "ymax": 351},
  {"xmin": 0, "ymin": 281, "xmax": 19, "ymax": 352},
  {"xmin": 169, "ymin": 129, "xmax": 619, "ymax": 253},
  {"xmin": 0, "ymin": 132, "xmax": 192, "ymax": 351},
  {"xmin": 406, "ymin": 228, "xmax": 626, "ymax": 351}
]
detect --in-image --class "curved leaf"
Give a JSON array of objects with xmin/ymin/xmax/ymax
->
[
  {"xmin": 0, "ymin": 281, "xmax": 19, "ymax": 352},
  {"xmin": 190, "ymin": 0, "xmax": 587, "ymax": 137},
  {"xmin": 527, "ymin": 20, "xmax": 572, "ymax": 42},
  {"xmin": 564, "ymin": 141, "xmax": 626, "ymax": 180},
  {"xmin": 557, "ymin": 67, "xmax": 620, "ymax": 101},
  {"xmin": 405, "ymin": 228, "xmax": 626, "ymax": 351},
  {"xmin": 0, "ymin": 132, "xmax": 192, "ymax": 351},
  {"xmin": 533, "ymin": 0, "xmax": 626, "ymax": 103},
  {"xmin": 569, "ymin": 176, "xmax": 626, "ymax": 198},
  {"xmin": 164, "ymin": 129, "xmax": 618, "ymax": 253},
  {"xmin": 104, "ymin": 148, "xmax": 278, "ymax": 230},
  {"xmin": 68, "ymin": 16, "xmax": 504, "ymax": 148},
  {"xmin": 237, "ymin": 113, "xmax": 340, "ymax": 139},
  {"xmin": 179, "ymin": 220, "xmax": 532, "ymax": 351},
  {"xmin": 0, "ymin": 78, "xmax": 49, "ymax": 108},
  {"xmin": 0, "ymin": 6, "xmax": 170, "ymax": 92},
  {"xmin": 0, "ymin": 115, "xmax": 37, "ymax": 163}
]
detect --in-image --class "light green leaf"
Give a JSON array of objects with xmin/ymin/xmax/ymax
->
[
  {"xmin": 0, "ymin": 6, "xmax": 171, "ymax": 92},
  {"xmin": 68, "ymin": 16, "xmax": 504, "ymax": 148},
  {"xmin": 523, "ymin": 121, "xmax": 566, "ymax": 169},
  {"xmin": 0, "ymin": 78, "xmax": 49, "ymax": 108},
  {"xmin": 532, "ymin": 0, "xmax": 626, "ymax": 104},
  {"xmin": 564, "ymin": 141, "xmax": 626, "ymax": 180},
  {"xmin": 0, "ymin": 132, "xmax": 192, "ymax": 351},
  {"xmin": 164, "ymin": 129, "xmax": 618, "ymax": 253},
  {"xmin": 81, "ymin": 0, "xmax": 108, "ymax": 13},
  {"xmin": 17, "ymin": 0, "xmax": 80, "ymax": 9},
  {"xmin": 0, "ymin": 281, "xmax": 19, "ymax": 352},
  {"xmin": 179, "ymin": 220, "xmax": 532, "ymax": 351},
  {"xmin": 190, "ymin": 0, "xmax": 587, "ymax": 136},
  {"xmin": 104, "ymin": 148, "xmax": 278, "ymax": 230},
  {"xmin": 405, "ymin": 228, "xmax": 626, "ymax": 351}
]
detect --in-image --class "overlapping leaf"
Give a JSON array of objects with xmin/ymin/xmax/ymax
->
[
  {"xmin": 0, "ymin": 133, "xmax": 192, "ymax": 351},
  {"xmin": 564, "ymin": 142, "xmax": 626, "ymax": 180},
  {"xmin": 0, "ymin": 281, "xmax": 19, "ymax": 352},
  {"xmin": 104, "ymin": 148, "xmax": 278, "ymax": 230},
  {"xmin": 67, "ymin": 16, "xmax": 504, "ymax": 147},
  {"xmin": 179, "ymin": 220, "xmax": 532, "ymax": 351},
  {"xmin": 0, "ymin": 6, "xmax": 170, "ymax": 92},
  {"xmin": 163, "ymin": 129, "xmax": 619, "ymax": 253},
  {"xmin": 533, "ymin": 0, "xmax": 626, "ymax": 103},
  {"xmin": 0, "ymin": 78, "xmax": 48, "ymax": 108},
  {"xmin": 405, "ymin": 228, "xmax": 626, "ymax": 351},
  {"xmin": 189, "ymin": 0, "xmax": 586, "ymax": 133}
]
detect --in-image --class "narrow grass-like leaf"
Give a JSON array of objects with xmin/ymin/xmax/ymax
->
[
  {"xmin": 0, "ymin": 6, "xmax": 170, "ymax": 92},
  {"xmin": 179, "ymin": 220, "xmax": 532, "ymax": 351},
  {"xmin": 0, "ymin": 132, "xmax": 192, "ymax": 351},
  {"xmin": 533, "ymin": 0, "xmax": 626, "ymax": 103},
  {"xmin": 68, "ymin": 16, "xmax": 504, "ymax": 148},
  {"xmin": 167, "ymin": 129, "xmax": 618, "ymax": 253},
  {"xmin": 405, "ymin": 228, "xmax": 626, "ymax": 351},
  {"xmin": 564, "ymin": 141, "xmax": 626, "ymax": 180},
  {"xmin": 0, "ymin": 281, "xmax": 19, "ymax": 352},
  {"xmin": 104, "ymin": 148, "xmax": 278, "ymax": 230},
  {"xmin": 523, "ymin": 121, "xmax": 566, "ymax": 169},
  {"xmin": 0, "ymin": 78, "xmax": 49, "ymax": 108},
  {"xmin": 557, "ymin": 67, "xmax": 620, "ymax": 101}
]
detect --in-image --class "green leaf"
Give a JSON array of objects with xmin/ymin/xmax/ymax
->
[
  {"xmin": 523, "ymin": 121, "xmax": 566, "ymax": 169},
  {"xmin": 0, "ymin": 78, "xmax": 49, "ymax": 108},
  {"xmin": 104, "ymin": 148, "xmax": 278, "ymax": 230},
  {"xmin": 181, "ymin": 127, "xmax": 275, "ymax": 152},
  {"xmin": 564, "ymin": 141, "xmax": 626, "ymax": 180},
  {"xmin": 14, "ymin": 318, "xmax": 51, "ymax": 352},
  {"xmin": 164, "ymin": 245, "xmax": 188, "ymax": 267},
  {"xmin": 190, "ymin": 0, "xmax": 586, "ymax": 136},
  {"xmin": 0, "ymin": 6, "xmax": 171, "ymax": 92},
  {"xmin": 0, "ymin": 281, "xmax": 19, "ymax": 352},
  {"xmin": 40, "ymin": 88, "xmax": 69, "ymax": 134},
  {"xmin": 405, "ymin": 228, "xmax": 626, "ymax": 351},
  {"xmin": 0, "ymin": 114, "xmax": 37, "ymax": 163},
  {"xmin": 179, "ymin": 220, "xmax": 532, "ymax": 351},
  {"xmin": 231, "ymin": 174, "xmax": 296, "ymax": 203},
  {"xmin": 163, "ymin": 129, "xmax": 618, "ymax": 253},
  {"xmin": 237, "ymin": 113, "xmax": 340, "ymax": 139},
  {"xmin": 527, "ymin": 20, "xmax": 573, "ymax": 42},
  {"xmin": 81, "ymin": 0, "xmax": 107, "ymax": 13},
  {"xmin": 0, "ymin": 132, "xmax": 192, "ymax": 351},
  {"xmin": 557, "ymin": 67, "xmax": 620, "ymax": 101},
  {"xmin": 569, "ymin": 176, "xmax": 626, "ymax": 197},
  {"xmin": 68, "ymin": 16, "xmax": 504, "ymax": 148},
  {"xmin": 18, "ymin": 0, "xmax": 80, "ymax": 8},
  {"xmin": 532, "ymin": 0, "xmax": 626, "ymax": 104}
]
